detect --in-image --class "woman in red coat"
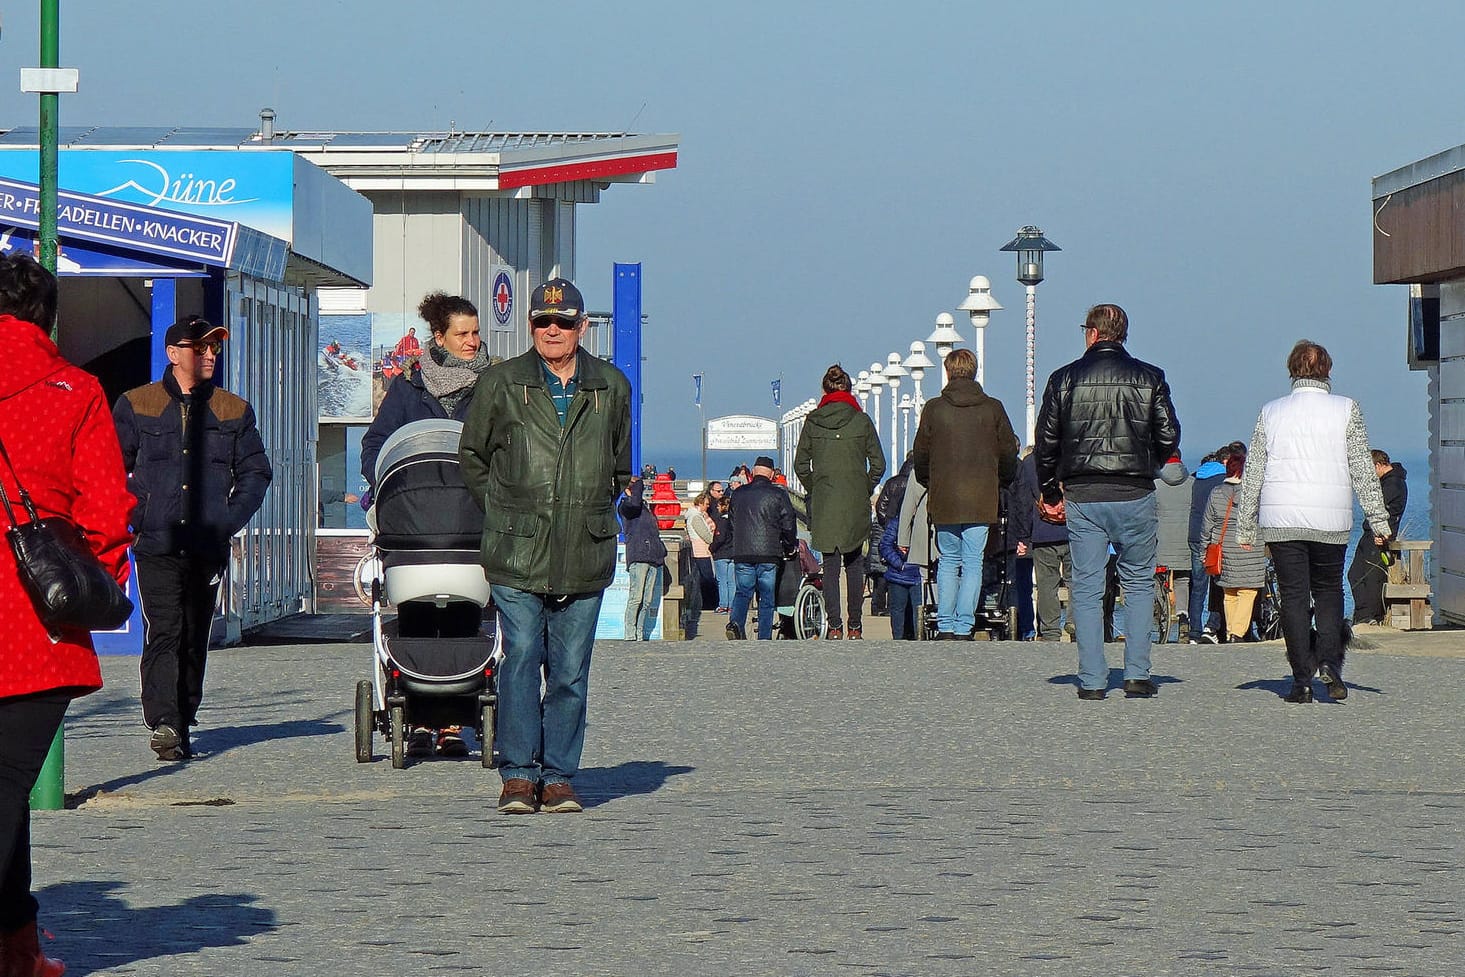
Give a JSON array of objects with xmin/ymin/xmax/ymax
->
[{"xmin": 0, "ymin": 253, "xmax": 133, "ymax": 977}]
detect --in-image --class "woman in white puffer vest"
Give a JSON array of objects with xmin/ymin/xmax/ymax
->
[{"xmin": 1235, "ymin": 340, "xmax": 1392, "ymax": 704}]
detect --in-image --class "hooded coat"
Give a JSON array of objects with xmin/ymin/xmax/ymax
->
[
  {"xmin": 793, "ymin": 393, "xmax": 886, "ymax": 554},
  {"xmin": 910, "ymin": 377, "xmax": 1019, "ymax": 526},
  {"xmin": 0, "ymin": 315, "xmax": 133, "ymax": 699}
]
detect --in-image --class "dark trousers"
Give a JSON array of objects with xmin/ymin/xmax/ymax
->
[
  {"xmin": 1347, "ymin": 536, "xmax": 1388, "ymax": 623},
  {"xmin": 0, "ymin": 692, "xmax": 68, "ymax": 929},
  {"xmin": 137, "ymin": 553, "xmax": 225, "ymax": 731},
  {"xmin": 821, "ymin": 549, "xmax": 865, "ymax": 630},
  {"xmin": 887, "ymin": 580, "xmax": 920, "ymax": 639},
  {"xmin": 1271, "ymin": 540, "xmax": 1347, "ymax": 681},
  {"xmin": 680, "ymin": 556, "xmax": 711, "ymax": 638}
]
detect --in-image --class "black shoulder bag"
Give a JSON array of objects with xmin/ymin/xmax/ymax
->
[{"xmin": 0, "ymin": 434, "xmax": 133, "ymax": 638}]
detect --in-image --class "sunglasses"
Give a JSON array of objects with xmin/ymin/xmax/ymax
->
[
  {"xmin": 176, "ymin": 341, "xmax": 222, "ymax": 355},
  {"xmin": 531, "ymin": 316, "xmax": 579, "ymax": 331}
]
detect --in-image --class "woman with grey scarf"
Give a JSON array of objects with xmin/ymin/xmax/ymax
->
[{"xmin": 360, "ymin": 291, "xmax": 494, "ymax": 756}]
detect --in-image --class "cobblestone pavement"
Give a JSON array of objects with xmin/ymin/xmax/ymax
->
[{"xmin": 33, "ymin": 632, "xmax": 1465, "ymax": 976}]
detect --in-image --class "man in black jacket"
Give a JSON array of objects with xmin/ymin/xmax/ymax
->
[
  {"xmin": 726, "ymin": 457, "xmax": 797, "ymax": 640},
  {"xmin": 1348, "ymin": 449, "xmax": 1408, "ymax": 625},
  {"xmin": 114, "ymin": 315, "xmax": 272, "ymax": 760},
  {"xmin": 1035, "ymin": 304, "xmax": 1180, "ymax": 699}
]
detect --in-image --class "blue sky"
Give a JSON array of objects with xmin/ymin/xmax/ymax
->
[{"xmin": 1, "ymin": 0, "xmax": 1457, "ymax": 461}]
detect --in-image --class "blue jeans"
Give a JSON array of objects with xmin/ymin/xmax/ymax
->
[
  {"xmin": 714, "ymin": 558, "xmax": 735, "ymax": 609},
  {"xmin": 491, "ymin": 585, "xmax": 604, "ymax": 785},
  {"xmin": 1066, "ymin": 496, "xmax": 1158, "ymax": 690},
  {"xmin": 1188, "ymin": 541, "xmax": 1210, "ymax": 632},
  {"xmin": 625, "ymin": 561, "xmax": 661, "ymax": 640},
  {"xmin": 730, "ymin": 562, "xmax": 777, "ymax": 639},
  {"xmin": 887, "ymin": 580, "xmax": 920, "ymax": 639},
  {"xmin": 935, "ymin": 523, "xmax": 990, "ymax": 635}
]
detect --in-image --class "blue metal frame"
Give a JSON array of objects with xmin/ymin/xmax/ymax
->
[{"xmin": 612, "ymin": 263, "xmax": 643, "ymax": 477}]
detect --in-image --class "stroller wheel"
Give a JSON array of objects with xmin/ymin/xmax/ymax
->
[
  {"xmin": 480, "ymin": 700, "xmax": 497, "ymax": 769},
  {"xmin": 354, "ymin": 680, "xmax": 374, "ymax": 763},
  {"xmin": 389, "ymin": 705, "xmax": 406, "ymax": 769}
]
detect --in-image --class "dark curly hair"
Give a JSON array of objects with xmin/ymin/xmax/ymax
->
[
  {"xmin": 0, "ymin": 252, "xmax": 57, "ymax": 330},
  {"xmin": 417, "ymin": 291, "xmax": 478, "ymax": 340}
]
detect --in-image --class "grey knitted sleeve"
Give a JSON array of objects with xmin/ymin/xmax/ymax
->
[
  {"xmin": 1235, "ymin": 413, "xmax": 1268, "ymax": 546},
  {"xmin": 1347, "ymin": 401, "xmax": 1392, "ymax": 537}
]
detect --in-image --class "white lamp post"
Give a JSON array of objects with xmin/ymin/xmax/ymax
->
[
  {"xmin": 868, "ymin": 362, "xmax": 884, "ymax": 438},
  {"xmin": 903, "ymin": 340, "xmax": 935, "ymax": 410},
  {"xmin": 927, "ymin": 312, "xmax": 963, "ymax": 387},
  {"xmin": 956, "ymin": 274, "xmax": 1003, "ymax": 386},
  {"xmin": 898, "ymin": 393, "xmax": 913, "ymax": 457},
  {"xmin": 884, "ymin": 352, "xmax": 907, "ymax": 469},
  {"xmin": 855, "ymin": 371, "xmax": 871, "ymax": 412},
  {"xmin": 999, "ymin": 226, "xmax": 1061, "ymax": 446}
]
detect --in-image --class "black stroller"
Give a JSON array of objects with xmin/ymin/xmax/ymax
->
[
  {"xmin": 920, "ymin": 498, "xmax": 1018, "ymax": 641},
  {"xmin": 353, "ymin": 420, "xmax": 500, "ymax": 769}
]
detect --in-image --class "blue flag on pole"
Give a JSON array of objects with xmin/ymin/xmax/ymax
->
[
  {"xmin": 771, "ymin": 378, "xmax": 782, "ymax": 408},
  {"xmin": 693, "ymin": 373, "xmax": 703, "ymax": 406}
]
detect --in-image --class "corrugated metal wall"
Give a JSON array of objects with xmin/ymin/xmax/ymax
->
[{"xmin": 1433, "ymin": 283, "xmax": 1465, "ymax": 623}]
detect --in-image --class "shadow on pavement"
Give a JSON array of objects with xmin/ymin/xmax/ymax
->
[
  {"xmin": 67, "ymin": 717, "xmax": 344, "ymax": 807},
  {"xmin": 1045, "ymin": 668, "xmax": 1181, "ymax": 691},
  {"xmin": 35, "ymin": 880, "xmax": 276, "ymax": 976},
  {"xmin": 1237, "ymin": 676, "xmax": 1385, "ymax": 699},
  {"xmin": 575, "ymin": 760, "xmax": 695, "ymax": 807}
]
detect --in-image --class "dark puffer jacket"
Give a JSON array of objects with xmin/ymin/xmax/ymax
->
[
  {"xmin": 727, "ymin": 475, "xmax": 796, "ymax": 564},
  {"xmin": 113, "ymin": 370, "xmax": 272, "ymax": 562},
  {"xmin": 910, "ymin": 377, "xmax": 1019, "ymax": 525},
  {"xmin": 459, "ymin": 348, "xmax": 632, "ymax": 595},
  {"xmin": 617, "ymin": 478, "xmax": 668, "ymax": 566},
  {"xmin": 1035, "ymin": 340, "xmax": 1181, "ymax": 504},
  {"xmin": 1365, "ymin": 462, "xmax": 1408, "ymax": 539}
]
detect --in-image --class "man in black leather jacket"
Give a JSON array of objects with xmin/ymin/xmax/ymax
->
[
  {"xmin": 1035, "ymin": 303, "xmax": 1180, "ymax": 700},
  {"xmin": 725, "ymin": 457, "xmax": 797, "ymax": 640}
]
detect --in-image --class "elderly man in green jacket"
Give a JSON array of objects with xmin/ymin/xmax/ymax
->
[{"xmin": 460, "ymin": 278, "xmax": 631, "ymax": 816}]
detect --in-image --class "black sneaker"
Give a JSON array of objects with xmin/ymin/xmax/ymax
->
[
  {"xmin": 1077, "ymin": 687, "xmax": 1107, "ymax": 700},
  {"xmin": 406, "ymin": 727, "xmax": 434, "ymax": 757},
  {"xmin": 149, "ymin": 724, "xmax": 186, "ymax": 761},
  {"xmin": 1123, "ymin": 679, "xmax": 1159, "ymax": 698},
  {"xmin": 725, "ymin": 623, "xmax": 746, "ymax": 640}
]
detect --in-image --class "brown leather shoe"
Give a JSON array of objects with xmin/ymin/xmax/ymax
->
[
  {"xmin": 539, "ymin": 781, "xmax": 583, "ymax": 813},
  {"xmin": 827, "ymin": 626, "xmax": 844, "ymax": 640},
  {"xmin": 497, "ymin": 778, "xmax": 537, "ymax": 814}
]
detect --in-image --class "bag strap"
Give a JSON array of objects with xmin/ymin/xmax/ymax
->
[
  {"xmin": 1217, "ymin": 493, "xmax": 1234, "ymax": 544},
  {"xmin": 0, "ymin": 433, "xmax": 42, "ymax": 528}
]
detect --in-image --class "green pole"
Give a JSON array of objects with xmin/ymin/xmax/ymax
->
[
  {"xmin": 39, "ymin": 0, "xmax": 58, "ymax": 287},
  {"xmin": 31, "ymin": 0, "xmax": 66, "ymax": 812},
  {"xmin": 28, "ymin": 726, "xmax": 64, "ymax": 810}
]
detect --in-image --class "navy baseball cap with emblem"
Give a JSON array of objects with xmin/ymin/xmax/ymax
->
[{"xmin": 529, "ymin": 278, "xmax": 584, "ymax": 321}]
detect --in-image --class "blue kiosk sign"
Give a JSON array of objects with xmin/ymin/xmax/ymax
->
[{"xmin": 0, "ymin": 176, "xmax": 237, "ymax": 265}]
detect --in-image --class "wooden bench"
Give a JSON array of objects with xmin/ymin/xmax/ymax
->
[{"xmin": 1383, "ymin": 539, "xmax": 1432, "ymax": 630}]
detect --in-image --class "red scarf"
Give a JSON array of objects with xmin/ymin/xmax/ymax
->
[{"xmin": 818, "ymin": 390, "xmax": 862, "ymax": 411}]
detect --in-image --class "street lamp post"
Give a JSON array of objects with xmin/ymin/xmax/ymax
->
[
  {"xmin": 898, "ymin": 393, "xmax": 913, "ymax": 457},
  {"xmin": 884, "ymin": 352, "xmax": 907, "ymax": 469},
  {"xmin": 903, "ymin": 340, "xmax": 935, "ymax": 411},
  {"xmin": 999, "ymin": 225, "xmax": 1061, "ymax": 446},
  {"xmin": 927, "ymin": 312, "xmax": 962, "ymax": 388},
  {"xmin": 955, "ymin": 275, "xmax": 1002, "ymax": 386},
  {"xmin": 855, "ymin": 371, "xmax": 871, "ymax": 412},
  {"xmin": 868, "ymin": 362, "xmax": 884, "ymax": 438}
]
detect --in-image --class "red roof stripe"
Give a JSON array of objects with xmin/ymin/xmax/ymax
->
[{"xmin": 497, "ymin": 151, "xmax": 678, "ymax": 189}]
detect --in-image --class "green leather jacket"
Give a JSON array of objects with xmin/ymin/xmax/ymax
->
[{"xmin": 459, "ymin": 348, "xmax": 632, "ymax": 595}]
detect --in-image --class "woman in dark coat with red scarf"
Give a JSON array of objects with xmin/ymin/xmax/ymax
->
[
  {"xmin": 793, "ymin": 364, "xmax": 887, "ymax": 639},
  {"xmin": 0, "ymin": 253, "xmax": 133, "ymax": 976}
]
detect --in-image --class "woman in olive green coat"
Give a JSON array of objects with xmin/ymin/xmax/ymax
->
[{"xmin": 794, "ymin": 364, "xmax": 887, "ymax": 638}]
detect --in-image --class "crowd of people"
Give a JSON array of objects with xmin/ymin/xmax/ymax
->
[{"xmin": 636, "ymin": 307, "xmax": 1407, "ymax": 714}]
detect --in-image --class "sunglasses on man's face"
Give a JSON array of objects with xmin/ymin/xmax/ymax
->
[
  {"xmin": 531, "ymin": 317, "xmax": 578, "ymax": 331},
  {"xmin": 176, "ymin": 341, "xmax": 222, "ymax": 355}
]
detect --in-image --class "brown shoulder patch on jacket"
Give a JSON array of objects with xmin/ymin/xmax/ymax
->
[
  {"xmin": 123, "ymin": 382, "xmax": 171, "ymax": 418},
  {"xmin": 209, "ymin": 388, "xmax": 250, "ymax": 423}
]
